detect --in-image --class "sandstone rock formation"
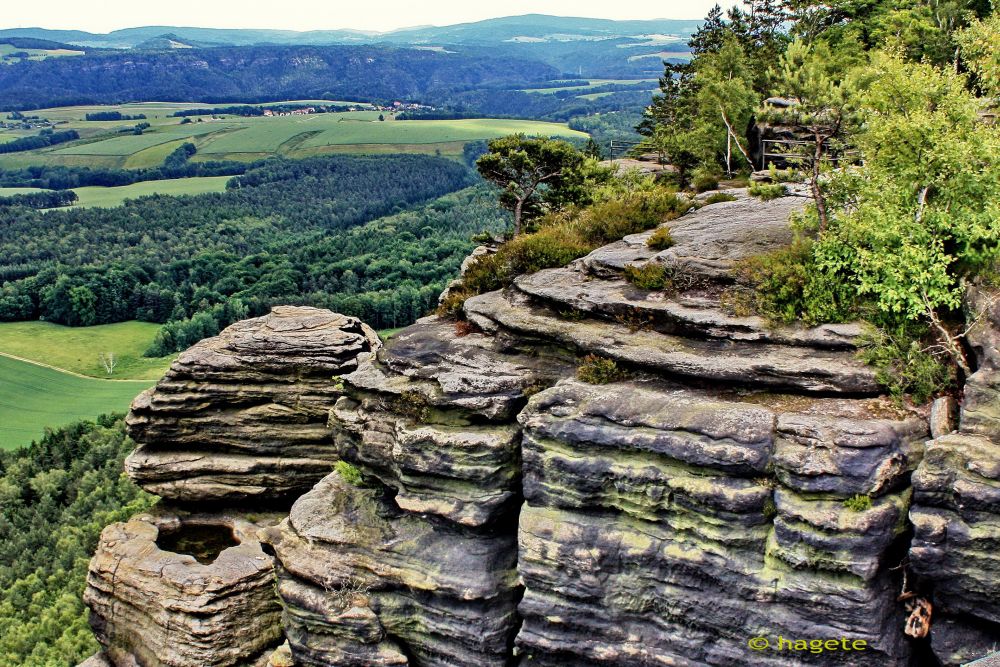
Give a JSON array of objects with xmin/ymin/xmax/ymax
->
[
  {"xmin": 84, "ymin": 511, "xmax": 283, "ymax": 667},
  {"xmin": 84, "ymin": 190, "xmax": 1000, "ymax": 667},
  {"xmin": 125, "ymin": 306, "xmax": 380, "ymax": 503},
  {"xmin": 908, "ymin": 284, "xmax": 1000, "ymax": 664}
]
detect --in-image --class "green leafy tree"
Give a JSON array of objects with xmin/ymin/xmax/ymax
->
[
  {"xmin": 957, "ymin": 12, "xmax": 1000, "ymax": 97},
  {"xmin": 770, "ymin": 39, "xmax": 857, "ymax": 230},
  {"xmin": 695, "ymin": 36, "xmax": 760, "ymax": 175},
  {"xmin": 475, "ymin": 135, "xmax": 589, "ymax": 235},
  {"xmin": 815, "ymin": 53, "xmax": 1000, "ymax": 375}
]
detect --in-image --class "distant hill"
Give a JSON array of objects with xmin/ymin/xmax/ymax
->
[
  {"xmin": 0, "ymin": 44, "xmax": 561, "ymax": 109},
  {"xmin": 0, "ymin": 16, "xmax": 700, "ymax": 48},
  {"xmin": 0, "ymin": 15, "xmax": 697, "ymax": 77},
  {"xmin": 380, "ymin": 14, "xmax": 701, "ymax": 44}
]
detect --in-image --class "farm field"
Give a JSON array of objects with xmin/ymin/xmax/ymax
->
[
  {"xmin": 0, "ymin": 355, "xmax": 153, "ymax": 450},
  {"xmin": 0, "ymin": 177, "xmax": 232, "ymax": 207},
  {"xmin": 520, "ymin": 78, "xmax": 658, "ymax": 94},
  {"xmin": 0, "ymin": 104, "xmax": 588, "ymax": 168},
  {"xmin": 0, "ymin": 320, "xmax": 175, "ymax": 380},
  {"xmin": 0, "ymin": 43, "xmax": 85, "ymax": 64},
  {"xmin": 71, "ymin": 175, "xmax": 233, "ymax": 207}
]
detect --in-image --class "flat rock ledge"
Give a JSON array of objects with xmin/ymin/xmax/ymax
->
[
  {"xmin": 466, "ymin": 288, "xmax": 878, "ymax": 394},
  {"xmin": 84, "ymin": 511, "xmax": 283, "ymax": 667},
  {"xmin": 125, "ymin": 306, "xmax": 380, "ymax": 503}
]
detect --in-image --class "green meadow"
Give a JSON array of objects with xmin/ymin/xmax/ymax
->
[
  {"xmin": 0, "ymin": 320, "xmax": 175, "ymax": 380},
  {"xmin": 0, "ymin": 321, "xmax": 174, "ymax": 449},
  {"xmin": 0, "ymin": 355, "xmax": 153, "ymax": 450},
  {"xmin": 0, "ymin": 177, "xmax": 232, "ymax": 208},
  {"xmin": 71, "ymin": 175, "xmax": 233, "ymax": 207}
]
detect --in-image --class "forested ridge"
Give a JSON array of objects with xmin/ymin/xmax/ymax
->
[
  {"xmin": 0, "ymin": 45, "xmax": 559, "ymax": 110},
  {"xmin": 0, "ymin": 155, "xmax": 507, "ymax": 350}
]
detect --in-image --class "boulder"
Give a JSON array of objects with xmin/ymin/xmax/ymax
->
[{"xmin": 578, "ymin": 191, "xmax": 807, "ymax": 282}]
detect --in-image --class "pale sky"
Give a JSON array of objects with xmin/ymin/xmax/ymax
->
[{"xmin": 2, "ymin": 1, "xmax": 735, "ymax": 34}]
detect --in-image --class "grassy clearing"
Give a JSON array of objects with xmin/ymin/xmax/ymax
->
[
  {"xmin": 68, "ymin": 175, "xmax": 232, "ymax": 207},
  {"xmin": 0, "ymin": 355, "xmax": 153, "ymax": 450},
  {"xmin": 0, "ymin": 187, "xmax": 48, "ymax": 196},
  {"xmin": 0, "ymin": 321, "xmax": 175, "ymax": 380},
  {"xmin": 520, "ymin": 78, "xmax": 658, "ymax": 93}
]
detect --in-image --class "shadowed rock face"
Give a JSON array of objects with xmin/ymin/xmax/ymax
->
[
  {"xmin": 906, "ymin": 285, "xmax": 1000, "ymax": 663},
  {"xmin": 124, "ymin": 306, "xmax": 380, "ymax": 503}
]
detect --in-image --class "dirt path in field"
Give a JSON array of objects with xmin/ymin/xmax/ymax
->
[{"xmin": 0, "ymin": 351, "xmax": 153, "ymax": 382}]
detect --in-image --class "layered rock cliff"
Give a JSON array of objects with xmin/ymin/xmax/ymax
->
[{"xmin": 83, "ymin": 189, "xmax": 1000, "ymax": 666}]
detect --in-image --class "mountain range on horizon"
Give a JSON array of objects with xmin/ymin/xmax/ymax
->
[{"xmin": 0, "ymin": 14, "xmax": 702, "ymax": 50}]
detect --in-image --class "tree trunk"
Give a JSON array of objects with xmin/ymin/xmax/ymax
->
[
  {"xmin": 812, "ymin": 132, "xmax": 829, "ymax": 233},
  {"xmin": 726, "ymin": 130, "xmax": 732, "ymax": 177},
  {"xmin": 513, "ymin": 198, "xmax": 524, "ymax": 236}
]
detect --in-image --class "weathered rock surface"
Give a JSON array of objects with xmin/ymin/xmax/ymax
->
[
  {"xmin": 466, "ymin": 287, "xmax": 879, "ymax": 394},
  {"xmin": 515, "ymin": 379, "xmax": 921, "ymax": 666},
  {"xmin": 579, "ymin": 190, "xmax": 807, "ymax": 281},
  {"xmin": 84, "ymin": 512, "xmax": 283, "ymax": 667},
  {"xmin": 264, "ymin": 472, "xmax": 520, "ymax": 667},
  {"xmin": 82, "ymin": 190, "xmax": 1000, "ymax": 667},
  {"xmin": 910, "ymin": 434, "xmax": 1000, "ymax": 623},
  {"xmin": 907, "ymin": 285, "xmax": 1000, "ymax": 665},
  {"xmin": 125, "ymin": 306, "xmax": 379, "ymax": 503}
]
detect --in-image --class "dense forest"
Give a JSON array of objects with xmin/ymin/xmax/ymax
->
[
  {"xmin": 0, "ymin": 416, "xmax": 154, "ymax": 666},
  {"xmin": 0, "ymin": 155, "xmax": 508, "ymax": 350},
  {"xmin": 0, "ymin": 45, "xmax": 559, "ymax": 110}
]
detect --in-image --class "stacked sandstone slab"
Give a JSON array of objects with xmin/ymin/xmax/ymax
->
[
  {"xmin": 125, "ymin": 306, "xmax": 381, "ymax": 502},
  {"xmin": 264, "ymin": 318, "xmax": 573, "ymax": 666},
  {"xmin": 84, "ymin": 307, "xmax": 381, "ymax": 667}
]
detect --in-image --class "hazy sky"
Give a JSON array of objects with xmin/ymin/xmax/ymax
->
[{"xmin": 2, "ymin": 1, "xmax": 735, "ymax": 33}]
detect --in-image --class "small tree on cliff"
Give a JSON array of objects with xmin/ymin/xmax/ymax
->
[
  {"xmin": 476, "ymin": 135, "xmax": 587, "ymax": 236},
  {"xmin": 770, "ymin": 39, "xmax": 855, "ymax": 231}
]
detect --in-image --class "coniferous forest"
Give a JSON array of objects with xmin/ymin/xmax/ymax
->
[{"xmin": 0, "ymin": 155, "xmax": 508, "ymax": 351}]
